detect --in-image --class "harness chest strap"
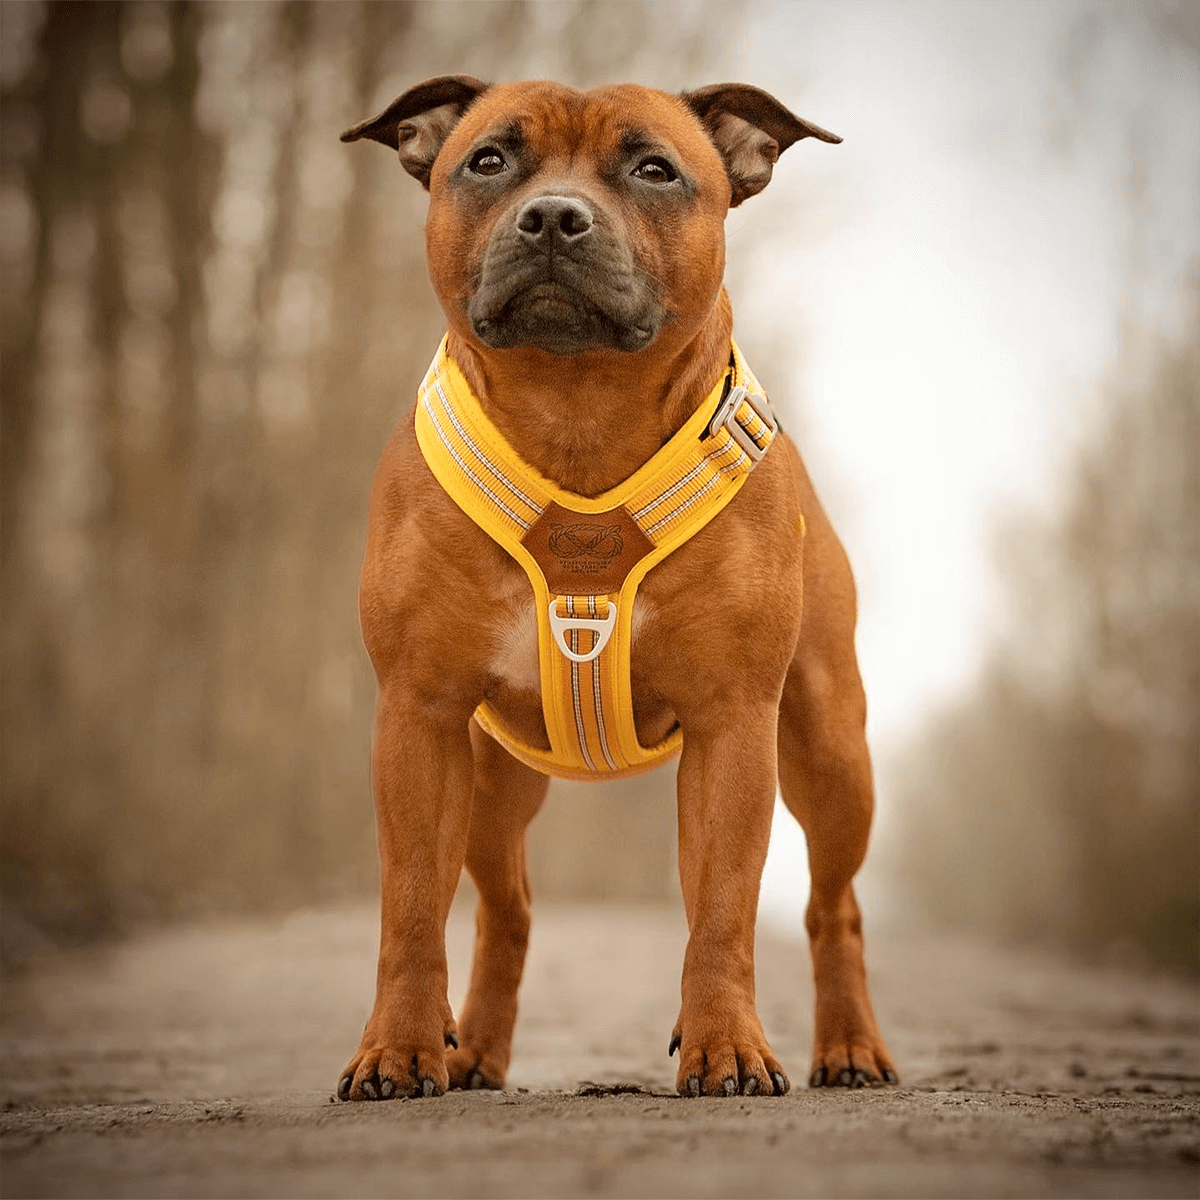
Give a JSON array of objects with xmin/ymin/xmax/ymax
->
[{"xmin": 414, "ymin": 337, "xmax": 778, "ymax": 780}]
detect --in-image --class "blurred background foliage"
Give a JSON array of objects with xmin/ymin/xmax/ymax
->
[
  {"xmin": 0, "ymin": 1, "xmax": 1196, "ymax": 973},
  {"xmin": 887, "ymin": 295, "xmax": 1199, "ymax": 971},
  {"xmin": 0, "ymin": 0, "xmax": 738, "ymax": 959}
]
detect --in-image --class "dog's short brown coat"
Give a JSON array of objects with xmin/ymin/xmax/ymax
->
[{"xmin": 337, "ymin": 77, "xmax": 896, "ymax": 1099}]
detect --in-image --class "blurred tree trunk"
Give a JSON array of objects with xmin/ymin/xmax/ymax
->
[{"xmin": 2, "ymin": 0, "xmax": 124, "ymax": 937}]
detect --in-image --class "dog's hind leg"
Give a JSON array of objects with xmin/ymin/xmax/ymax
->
[
  {"xmin": 446, "ymin": 719, "xmax": 549, "ymax": 1090},
  {"xmin": 777, "ymin": 530, "xmax": 898, "ymax": 1088}
]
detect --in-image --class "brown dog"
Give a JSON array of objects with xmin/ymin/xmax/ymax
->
[{"xmin": 336, "ymin": 76, "xmax": 896, "ymax": 1099}]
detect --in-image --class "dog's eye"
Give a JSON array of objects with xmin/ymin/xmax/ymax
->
[
  {"xmin": 632, "ymin": 157, "xmax": 676, "ymax": 184},
  {"xmin": 469, "ymin": 148, "xmax": 507, "ymax": 177}
]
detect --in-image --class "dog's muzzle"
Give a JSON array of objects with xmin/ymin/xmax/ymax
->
[{"xmin": 468, "ymin": 193, "xmax": 662, "ymax": 355}]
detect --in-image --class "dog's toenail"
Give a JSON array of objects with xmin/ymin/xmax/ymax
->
[
  {"xmin": 362, "ymin": 1080, "xmax": 377, "ymax": 1100},
  {"xmin": 687, "ymin": 1076, "xmax": 701, "ymax": 1097},
  {"xmin": 668, "ymin": 1033, "xmax": 680, "ymax": 1057},
  {"xmin": 338, "ymin": 1076, "xmax": 352, "ymax": 1099},
  {"xmin": 445, "ymin": 1032, "xmax": 458, "ymax": 1049},
  {"xmin": 380, "ymin": 1078, "xmax": 395, "ymax": 1099},
  {"xmin": 723, "ymin": 1077, "xmax": 737, "ymax": 1095},
  {"xmin": 772, "ymin": 1072, "xmax": 789, "ymax": 1095},
  {"xmin": 837, "ymin": 1069, "xmax": 853, "ymax": 1087},
  {"xmin": 469, "ymin": 1071, "xmax": 485, "ymax": 1090},
  {"xmin": 422, "ymin": 1078, "xmax": 435, "ymax": 1097},
  {"xmin": 743, "ymin": 1076, "xmax": 760, "ymax": 1096},
  {"xmin": 884, "ymin": 1069, "xmax": 899, "ymax": 1085},
  {"xmin": 851, "ymin": 1070, "xmax": 867, "ymax": 1088},
  {"xmin": 810, "ymin": 1067, "xmax": 827, "ymax": 1088}
]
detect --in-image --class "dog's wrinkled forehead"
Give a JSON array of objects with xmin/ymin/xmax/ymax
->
[{"xmin": 437, "ymin": 82, "xmax": 722, "ymax": 186}]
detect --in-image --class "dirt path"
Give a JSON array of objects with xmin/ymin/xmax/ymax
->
[{"xmin": 2, "ymin": 903, "xmax": 1197, "ymax": 1198}]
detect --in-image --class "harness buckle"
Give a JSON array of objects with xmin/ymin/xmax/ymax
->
[
  {"xmin": 547, "ymin": 601, "xmax": 617, "ymax": 663},
  {"xmin": 708, "ymin": 384, "xmax": 777, "ymax": 464}
]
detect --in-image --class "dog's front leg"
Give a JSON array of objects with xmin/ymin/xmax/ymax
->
[
  {"xmin": 671, "ymin": 698, "xmax": 790, "ymax": 1097},
  {"xmin": 338, "ymin": 688, "xmax": 474, "ymax": 1101}
]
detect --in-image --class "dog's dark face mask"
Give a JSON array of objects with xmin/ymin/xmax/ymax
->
[
  {"xmin": 341, "ymin": 77, "xmax": 839, "ymax": 358},
  {"xmin": 463, "ymin": 182, "xmax": 661, "ymax": 358}
]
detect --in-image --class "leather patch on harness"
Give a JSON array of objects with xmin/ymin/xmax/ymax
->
[{"xmin": 523, "ymin": 500, "xmax": 655, "ymax": 595}]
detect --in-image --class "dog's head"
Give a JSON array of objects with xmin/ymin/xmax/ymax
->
[{"xmin": 342, "ymin": 78, "xmax": 839, "ymax": 358}]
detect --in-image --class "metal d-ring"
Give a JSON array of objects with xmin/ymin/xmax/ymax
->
[{"xmin": 547, "ymin": 601, "xmax": 616, "ymax": 663}]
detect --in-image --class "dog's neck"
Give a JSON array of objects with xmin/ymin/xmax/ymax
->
[{"xmin": 446, "ymin": 298, "xmax": 734, "ymax": 499}]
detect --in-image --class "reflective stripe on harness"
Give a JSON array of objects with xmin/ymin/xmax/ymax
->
[{"xmin": 414, "ymin": 336, "xmax": 777, "ymax": 779}]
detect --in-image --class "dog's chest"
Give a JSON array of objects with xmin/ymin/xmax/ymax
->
[{"xmin": 488, "ymin": 596, "xmax": 651, "ymax": 695}]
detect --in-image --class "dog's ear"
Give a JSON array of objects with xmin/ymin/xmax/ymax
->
[
  {"xmin": 340, "ymin": 75, "xmax": 489, "ymax": 187},
  {"xmin": 681, "ymin": 83, "xmax": 841, "ymax": 207}
]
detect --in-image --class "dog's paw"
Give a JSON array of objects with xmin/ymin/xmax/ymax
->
[
  {"xmin": 446, "ymin": 1042, "xmax": 507, "ymax": 1091},
  {"xmin": 808, "ymin": 1037, "xmax": 898, "ymax": 1088},
  {"xmin": 670, "ymin": 1023, "xmax": 789, "ymax": 1098},
  {"xmin": 337, "ymin": 1041, "xmax": 450, "ymax": 1101}
]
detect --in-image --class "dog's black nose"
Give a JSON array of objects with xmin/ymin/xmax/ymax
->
[{"xmin": 515, "ymin": 195, "xmax": 594, "ymax": 245}]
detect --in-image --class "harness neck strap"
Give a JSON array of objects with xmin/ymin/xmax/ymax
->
[{"xmin": 414, "ymin": 336, "xmax": 777, "ymax": 778}]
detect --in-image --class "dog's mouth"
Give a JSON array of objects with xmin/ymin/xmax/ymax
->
[
  {"xmin": 467, "ymin": 232, "xmax": 663, "ymax": 357},
  {"xmin": 497, "ymin": 281, "xmax": 594, "ymax": 327},
  {"xmin": 472, "ymin": 277, "xmax": 657, "ymax": 356}
]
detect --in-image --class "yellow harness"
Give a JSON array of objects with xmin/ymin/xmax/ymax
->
[{"xmin": 414, "ymin": 337, "xmax": 778, "ymax": 780}]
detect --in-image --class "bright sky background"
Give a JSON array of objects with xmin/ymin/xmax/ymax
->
[{"xmin": 741, "ymin": 1, "xmax": 1200, "ymax": 929}]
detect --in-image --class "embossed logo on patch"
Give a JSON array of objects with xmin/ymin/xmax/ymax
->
[{"xmin": 548, "ymin": 524, "xmax": 624, "ymax": 568}]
